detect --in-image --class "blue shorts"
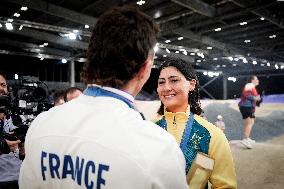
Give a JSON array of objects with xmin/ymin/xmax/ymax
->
[{"xmin": 239, "ymin": 106, "xmax": 255, "ymax": 119}]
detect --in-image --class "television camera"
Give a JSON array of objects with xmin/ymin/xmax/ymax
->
[{"xmin": 0, "ymin": 76, "xmax": 53, "ymax": 157}]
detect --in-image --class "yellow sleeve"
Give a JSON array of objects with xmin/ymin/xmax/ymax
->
[{"xmin": 195, "ymin": 115, "xmax": 237, "ymax": 189}]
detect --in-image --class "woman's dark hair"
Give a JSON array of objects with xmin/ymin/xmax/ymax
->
[
  {"xmin": 157, "ymin": 58, "xmax": 203, "ymax": 115},
  {"xmin": 247, "ymin": 75, "xmax": 257, "ymax": 83},
  {"xmin": 81, "ymin": 6, "xmax": 159, "ymax": 88}
]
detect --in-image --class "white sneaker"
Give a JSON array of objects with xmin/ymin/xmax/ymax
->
[
  {"xmin": 241, "ymin": 138, "xmax": 253, "ymax": 149},
  {"xmin": 248, "ymin": 138, "xmax": 256, "ymax": 144}
]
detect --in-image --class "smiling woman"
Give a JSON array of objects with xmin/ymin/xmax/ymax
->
[{"xmin": 154, "ymin": 57, "xmax": 237, "ymax": 189}]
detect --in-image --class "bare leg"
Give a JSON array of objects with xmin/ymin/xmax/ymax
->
[{"xmin": 243, "ymin": 118, "xmax": 254, "ymax": 139}]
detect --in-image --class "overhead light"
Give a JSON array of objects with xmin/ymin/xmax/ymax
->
[
  {"xmin": 0, "ymin": 23, "xmax": 2, "ymax": 28},
  {"xmin": 207, "ymin": 46, "xmax": 213, "ymax": 50},
  {"xmin": 40, "ymin": 57, "xmax": 44, "ymax": 61},
  {"xmin": 240, "ymin": 22, "xmax": 247, "ymax": 26},
  {"xmin": 84, "ymin": 25, "xmax": 89, "ymax": 29},
  {"xmin": 19, "ymin": 25, "xmax": 23, "ymax": 30},
  {"xmin": 228, "ymin": 77, "xmax": 237, "ymax": 82},
  {"xmin": 206, "ymin": 71, "xmax": 220, "ymax": 77},
  {"xmin": 197, "ymin": 52, "xmax": 204, "ymax": 58},
  {"xmin": 163, "ymin": 54, "xmax": 167, "ymax": 57},
  {"xmin": 208, "ymin": 71, "xmax": 216, "ymax": 77},
  {"xmin": 216, "ymin": 65, "xmax": 220, "ymax": 68},
  {"xmin": 213, "ymin": 58, "xmax": 218, "ymax": 61},
  {"xmin": 154, "ymin": 11, "xmax": 161, "ymax": 19},
  {"xmin": 197, "ymin": 60, "xmax": 201, "ymax": 62},
  {"xmin": 77, "ymin": 58, "xmax": 87, "ymax": 62},
  {"xmin": 165, "ymin": 40, "xmax": 171, "ymax": 43},
  {"xmin": 61, "ymin": 58, "xmax": 67, "ymax": 64},
  {"xmin": 13, "ymin": 13, "xmax": 20, "ymax": 17},
  {"xmin": 175, "ymin": 50, "xmax": 180, "ymax": 53},
  {"xmin": 228, "ymin": 57, "xmax": 233, "ymax": 61},
  {"xmin": 5, "ymin": 23, "xmax": 13, "ymax": 30},
  {"xmin": 260, "ymin": 64, "xmax": 264, "ymax": 66},
  {"xmin": 275, "ymin": 64, "xmax": 279, "ymax": 69},
  {"xmin": 43, "ymin": 43, "xmax": 48, "ymax": 46},
  {"xmin": 244, "ymin": 39, "xmax": 251, "ymax": 43},
  {"xmin": 281, "ymin": 65, "xmax": 284, "ymax": 69},
  {"xmin": 165, "ymin": 48, "xmax": 170, "ymax": 53},
  {"xmin": 214, "ymin": 28, "xmax": 222, "ymax": 32},
  {"xmin": 222, "ymin": 65, "xmax": 226, "ymax": 67},
  {"xmin": 233, "ymin": 64, "xmax": 237, "ymax": 66},
  {"xmin": 269, "ymin": 34, "xmax": 276, "ymax": 39},
  {"xmin": 190, "ymin": 52, "xmax": 195, "ymax": 56},
  {"xmin": 14, "ymin": 74, "xmax": 19, "ymax": 80},
  {"xmin": 242, "ymin": 58, "xmax": 248, "ymax": 63},
  {"xmin": 64, "ymin": 32, "xmax": 76, "ymax": 40},
  {"xmin": 20, "ymin": 6, "xmax": 28, "ymax": 11},
  {"xmin": 267, "ymin": 62, "xmax": 270, "ymax": 67},
  {"xmin": 177, "ymin": 37, "xmax": 183, "ymax": 40},
  {"xmin": 137, "ymin": 0, "xmax": 146, "ymax": 6},
  {"xmin": 182, "ymin": 50, "xmax": 187, "ymax": 55},
  {"xmin": 260, "ymin": 17, "xmax": 265, "ymax": 20},
  {"xmin": 252, "ymin": 60, "xmax": 257, "ymax": 65},
  {"xmin": 39, "ymin": 44, "xmax": 45, "ymax": 47}
]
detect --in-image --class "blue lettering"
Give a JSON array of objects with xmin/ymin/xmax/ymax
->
[
  {"xmin": 85, "ymin": 161, "xmax": 95, "ymax": 189},
  {"xmin": 49, "ymin": 153, "xmax": 61, "ymax": 179},
  {"xmin": 75, "ymin": 156, "xmax": 85, "ymax": 185},
  {"xmin": 41, "ymin": 151, "xmax": 47, "ymax": 181},
  {"xmin": 40, "ymin": 151, "xmax": 109, "ymax": 188},
  {"xmin": 97, "ymin": 164, "xmax": 109, "ymax": 189},
  {"xmin": 62, "ymin": 155, "xmax": 75, "ymax": 180}
]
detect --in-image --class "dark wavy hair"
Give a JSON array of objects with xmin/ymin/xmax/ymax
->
[
  {"xmin": 157, "ymin": 58, "xmax": 203, "ymax": 115},
  {"xmin": 81, "ymin": 6, "xmax": 159, "ymax": 88}
]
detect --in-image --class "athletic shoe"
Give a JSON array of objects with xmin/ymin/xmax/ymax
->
[
  {"xmin": 241, "ymin": 138, "xmax": 253, "ymax": 149},
  {"xmin": 248, "ymin": 138, "xmax": 256, "ymax": 144}
]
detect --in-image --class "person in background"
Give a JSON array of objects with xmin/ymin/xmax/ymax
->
[
  {"xmin": 0, "ymin": 72, "xmax": 22, "ymax": 189},
  {"xmin": 64, "ymin": 87, "xmax": 82, "ymax": 102},
  {"xmin": 155, "ymin": 58, "xmax": 236, "ymax": 189},
  {"xmin": 52, "ymin": 89, "xmax": 65, "ymax": 106},
  {"xmin": 19, "ymin": 6, "xmax": 188, "ymax": 189},
  {"xmin": 238, "ymin": 75, "xmax": 261, "ymax": 149},
  {"xmin": 215, "ymin": 115, "xmax": 225, "ymax": 132}
]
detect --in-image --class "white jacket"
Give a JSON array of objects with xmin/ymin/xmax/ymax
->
[{"xmin": 19, "ymin": 91, "xmax": 188, "ymax": 189}]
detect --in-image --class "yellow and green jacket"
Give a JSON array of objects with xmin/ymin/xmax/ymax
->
[{"xmin": 155, "ymin": 107, "xmax": 237, "ymax": 189}]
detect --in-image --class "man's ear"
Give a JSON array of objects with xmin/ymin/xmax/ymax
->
[
  {"xmin": 189, "ymin": 79, "xmax": 196, "ymax": 91},
  {"xmin": 137, "ymin": 52, "xmax": 154, "ymax": 81}
]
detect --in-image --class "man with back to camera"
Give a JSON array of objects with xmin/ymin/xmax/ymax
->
[
  {"xmin": 19, "ymin": 6, "xmax": 188, "ymax": 189},
  {"xmin": 0, "ymin": 72, "xmax": 22, "ymax": 189}
]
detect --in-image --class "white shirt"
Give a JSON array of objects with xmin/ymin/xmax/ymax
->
[{"xmin": 19, "ymin": 90, "xmax": 188, "ymax": 189}]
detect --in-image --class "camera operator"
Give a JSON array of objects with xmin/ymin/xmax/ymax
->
[{"xmin": 0, "ymin": 72, "xmax": 22, "ymax": 189}]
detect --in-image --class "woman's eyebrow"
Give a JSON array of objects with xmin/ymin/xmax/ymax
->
[
  {"xmin": 158, "ymin": 75, "xmax": 179, "ymax": 79},
  {"xmin": 168, "ymin": 76, "xmax": 179, "ymax": 79}
]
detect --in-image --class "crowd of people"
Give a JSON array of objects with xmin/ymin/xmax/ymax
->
[{"xmin": 0, "ymin": 5, "xmax": 265, "ymax": 189}]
